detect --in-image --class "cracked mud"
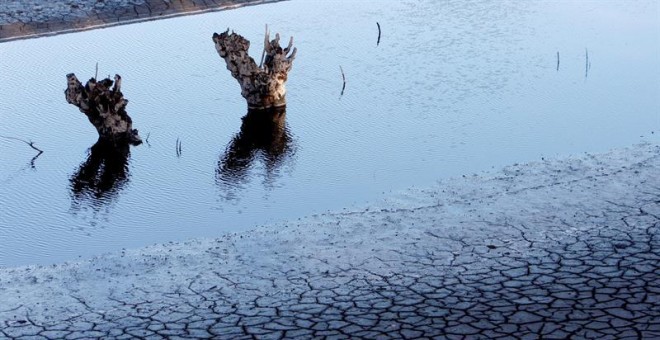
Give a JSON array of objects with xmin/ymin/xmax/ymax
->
[
  {"xmin": 1, "ymin": 144, "xmax": 659, "ymax": 339},
  {"xmin": 0, "ymin": 0, "xmax": 283, "ymax": 42}
]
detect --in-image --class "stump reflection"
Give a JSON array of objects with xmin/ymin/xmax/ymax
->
[
  {"xmin": 217, "ymin": 107, "xmax": 295, "ymax": 195},
  {"xmin": 70, "ymin": 139, "xmax": 131, "ymax": 210}
]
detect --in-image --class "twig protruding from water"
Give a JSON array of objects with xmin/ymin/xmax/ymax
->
[
  {"xmin": 176, "ymin": 137, "xmax": 182, "ymax": 157},
  {"xmin": 585, "ymin": 48, "xmax": 590, "ymax": 78},
  {"xmin": 259, "ymin": 24, "xmax": 269, "ymax": 68},
  {"xmin": 339, "ymin": 65, "xmax": 346, "ymax": 97},
  {"xmin": 376, "ymin": 22, "xmax": 381, "ymax": 46},
  {"xmin": 556, "ymin": 51, "xmax": 560, "ymax": 71},
  {"xmin": 0, "ymin": 135, "xmax": 44, "ymax": 168}
]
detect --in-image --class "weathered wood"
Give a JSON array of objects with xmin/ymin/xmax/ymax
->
[
  {"xmin": 212, "ymin": 26, "xmax": 297, "ymax": 110},
  {"xmin": 0, "ymin": 135, "xmax": 43, "ymax": 168},
  {"xmin": 65, "ymin": 73, "xmax": 141, "ymax": 145}
]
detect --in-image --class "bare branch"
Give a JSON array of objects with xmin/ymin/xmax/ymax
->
[
  {"xmin": 339, "ymin": 66, "xmax": 346, "ymax": 97},
  {"xmin": 0, "ymin": 135, "xmax": 43, "ymax": 154},
  {"xmin": 259, "ymin": 24, "xmax": 269, "ymax": 68},
  {"xmin": 376, "ymin": 22, "xmax": 381, "ymax": 46},
  {"xmin": 284, "ymin": 36, "xmax": 293, "ymax": 54},
  {"xmin": 0, "ymin": 135, "xmax": 44, "ymax": 168}
]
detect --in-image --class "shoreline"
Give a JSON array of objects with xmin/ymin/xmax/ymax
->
[
  {"xmin": 1, "ymin": 1, "xmax": 658, "ymax": 335},
  {"xmin": 1, "ymin": 142, "xmax": 658, "ymax": 337},
  {"xmin": 0, "ymin": 0, "xmax": 286, "ymax": 43}
]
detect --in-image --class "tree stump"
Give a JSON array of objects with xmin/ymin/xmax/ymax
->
[
  {"xmin": 212, "ymin": 26, "xmax": 297, "ymax": 110},
  {"xmin": 65, "ymin": 73, "xmax": 142, "ymax": 145}
]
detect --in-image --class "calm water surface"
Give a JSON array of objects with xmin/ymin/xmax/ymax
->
[{"xmin": 0, "ymin": 0, "xmax": 658, "ymax": 266}]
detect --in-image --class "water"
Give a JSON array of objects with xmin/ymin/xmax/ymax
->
[{"xmin": 0, "ymin": 0, "xmax": 658, "ymax": 267}]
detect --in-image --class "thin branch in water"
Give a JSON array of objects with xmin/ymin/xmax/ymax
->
[
  {"xmin": 175, "ymin": 137, "xmax": 182, "ymax": 157},
  {"xmin": 339, "ymin": 65, "xmax": 346, "ymax": 97},
  {"xmin": 95, "ymin": 62, "xmax": 98, "ymax": 80},
  {"xmin": 0, "ymin": 135, "xmax": 43, "ymax": 153},
  {"xmin": 259, "ymin": 24, "xmax": 269, "ymax": 69},
  {"xmin": 144, "ymin": 132, "xmax": 151, "ymax": 147},
  {"xmin": 556, "ymin": 51, "xmax": 560, "ymax": 71},
  {"xmin": 585, "ymin": 48, "xmax": 589, "ymax": 78},
  {"xmin": 376, "ymin": 22, "xmax": 381, "ymax": 46},
  {"xmin": 0, "ymin": 135, "xmax": 44, "ymax": 168}
]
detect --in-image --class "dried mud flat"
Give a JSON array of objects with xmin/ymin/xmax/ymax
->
[
  {"xmin": 0, "ymin": 143, "xmax": 658, "ymax": 339},
  {"xmin": 0, "ymin": 0, "xmax": 283, "ymax": 42}
]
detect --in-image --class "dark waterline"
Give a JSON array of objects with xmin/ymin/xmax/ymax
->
[{"xmin": 0, "ymin": 0, "xmax": 658, "ymax": 266}]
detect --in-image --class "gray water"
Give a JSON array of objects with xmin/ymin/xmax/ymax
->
[{"xmin": 1, "ymin": 0, "xmax": 658, "ymax": 267}]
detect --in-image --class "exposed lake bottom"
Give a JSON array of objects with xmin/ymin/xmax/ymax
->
[{"xmin": 1, "ymin": 143, "xmax": 658, "ymax": 338}]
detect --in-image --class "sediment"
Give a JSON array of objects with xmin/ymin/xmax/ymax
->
[
  {"xmin": 0, "ymin": 0, "xmax": 285, "ymax": 43},
  {"xmin": 1, "ymin": 143, "xmax": 658, "ymax": 338}
]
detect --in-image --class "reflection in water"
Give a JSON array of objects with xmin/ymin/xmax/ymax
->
[
  {"xmin": 70, "ymin": 139, "xmax": 131, "ymax": 211},
  {"xmin": 217, "ymin": 107, "xmax": 296, "ymax": 197}
]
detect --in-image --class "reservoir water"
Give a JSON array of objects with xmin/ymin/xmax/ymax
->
[{"xmin": 1, "ymin": 0, "xmax": 658, "ymax": 266}]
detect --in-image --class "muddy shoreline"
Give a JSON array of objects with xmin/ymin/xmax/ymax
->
[
  {"xmin": 0, "ymin": 0, "xmax": 285, "ymax": 43},
  {"xmin": 1, "ymin": 143, "xmax": 658, "ymax": 338}
]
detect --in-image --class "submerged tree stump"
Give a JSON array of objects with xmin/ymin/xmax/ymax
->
[
  {"xmin": 65, "ymin": 73, "xmax": 141, "ymax": 145},
  {"xmin": 212, "ymin": 26, "xmax": 297, "ymax": 110}
]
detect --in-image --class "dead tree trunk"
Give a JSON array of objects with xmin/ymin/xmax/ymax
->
[
  {"xmin": 212, "ymin": 26, "xmax": 297, "ymax": 110},
  {"xmin": 65, "ymin": 73, "xmax": 142, "ymax": 145}
]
